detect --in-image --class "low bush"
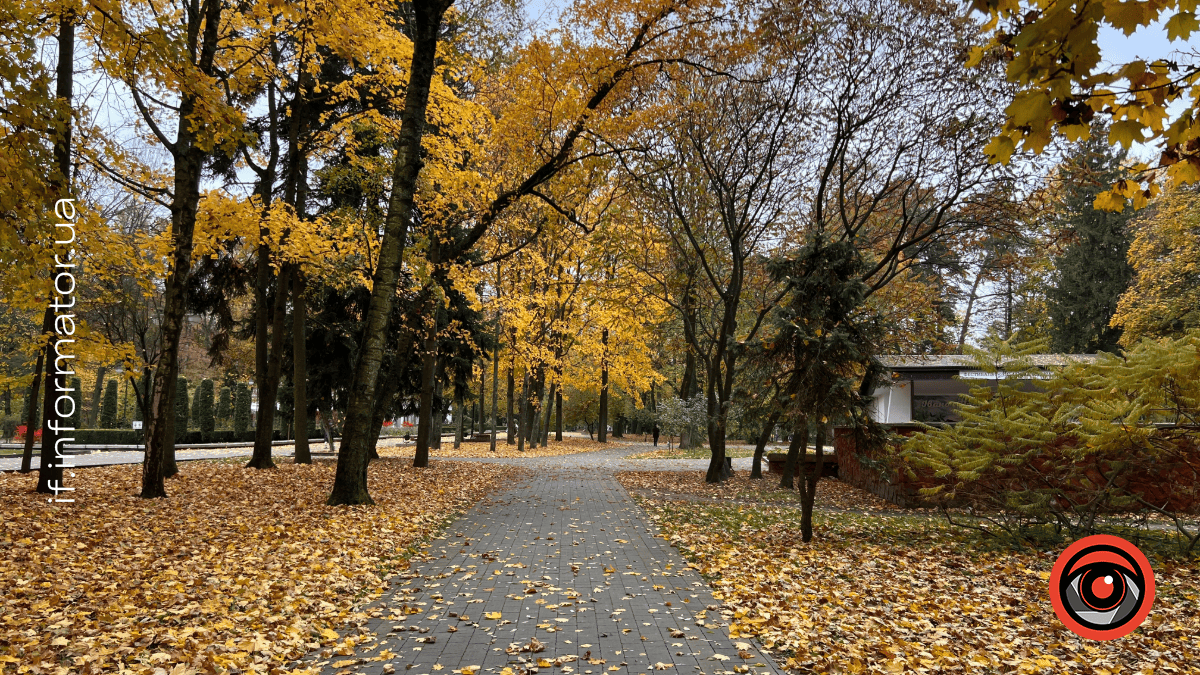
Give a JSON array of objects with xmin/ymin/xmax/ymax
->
[
  {"xmin": 68, "ymin": 429, "xmax": 281, "ymax": 445},
  {"xmin": 904, "ymin": 332, "xmax": 1200, "ymax": 550}
]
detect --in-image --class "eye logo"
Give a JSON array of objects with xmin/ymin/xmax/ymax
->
[{"xmin": 1049, "ymin": 534, "xmax": 1155, "ymax": 640}]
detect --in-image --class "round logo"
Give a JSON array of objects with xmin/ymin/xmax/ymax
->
[{"xmin": 1049, "ymin": 534, "xmax": 1155, "ymax": 640}]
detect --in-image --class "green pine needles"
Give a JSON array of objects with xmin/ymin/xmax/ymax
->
[
  {"xmin": 234, "ymin": 383, "xmax": 251, "ymax": 435},
  {"xmin": 196, "ymin": 379, "xmax": 215, "ymax": 434},
  {"xmin": 100, "ymin": 380, "xmax": 118, "ymax": 429}
]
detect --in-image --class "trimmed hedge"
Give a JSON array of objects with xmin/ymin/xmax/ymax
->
[
  {"xmin": 196, "ymin": 379, "xmax": 215, "ymax": 434},
  {"xmin": 100, "ymin": 380, "xmax": 118, "ymax": 428},
  {"xmin": 217, "ymin": 385, "xmax": 231, "ymax": 421},
  {"xmin": 69, "ymin": 429, "xmax": 283, "ymax": 445},
  {"xmin": 175, "ymin": 376, "xmax": 189, "ymax": 440},
  {"xmin": 233, "ymin": 383, "xmax": 250, "ymax": 434}
]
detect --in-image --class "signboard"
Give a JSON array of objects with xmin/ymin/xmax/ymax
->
[
  {"xmin": 912, "ymin": 395, "xmax": 960, "ymax": 424},
  {"xmin": 132, "ymin": 421, "xmax": 142, "ymax": 430},
  {"xmin": 959, "ymin": 369, "xmax": 1053, "ymax": 380}
]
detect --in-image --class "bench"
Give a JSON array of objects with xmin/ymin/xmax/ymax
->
[
  {"xmin": 468, "ymin": 433, "xmax": 492, "ymax": 442},
  {"xmin": 766, "ymin": 452, "xmax": 838, "ymax": 478}
]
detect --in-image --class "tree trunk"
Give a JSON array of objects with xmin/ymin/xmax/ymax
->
[
  {"xmin": 432, "ymin": 378, "xmax": 444, "ymax": 450},
  {"xmin": 37, "ymin": 315, "xmax": 64, "ymax": 494},
  {"xmin": 541, "ymin": 381, "xmax": 556, "ymax": 447},
  {"xmin": 20, "ymin": 317, "xmax": 48, "ymax": 474},
  {"xmin": 598, "ymin": 328, "xmax": 609, "ymax": 443},
  {"xmin": 800, "ymin": 425, "xmax": 827, "ymax": 543},
  {"xmin": 517, "ymin": 368, "xmax": 529, "ymax": 452},
  {"xmin": 414, "ymin": 284, "xmax": 439, "ymax": 468},
  {"xmin": 327, "ymin": 0, "xmax": 451, "ymax": 505},
  {"xmin": 365, "ymin": 328, "xmax": 417, "ymax": 457},
  {"xmin": 957, "ymin": 269, "xmax": 985, "ymax": 352},
  {"xmin": 750, "ymin": 410, "xmax": 780, "ymax": 480},
  {"xmin": 679, "ymin": 337, "xmax": 697, "ymax": 449},
  {"xmin": 454, "ymin": 389, "xmax": 463, "ymax": 448},
  {"xmin": 478, "ymin": 360, "xmax": 486, "ymax": 435},
  {"xmin": 87, "ymin": 365, "xmax": 106, "ymax": 428},
  {"xmin": 138, "ymin": 0, "xmax": 224, "ymax": 499},
  {"xmin": 506, "ymin": 363, "xmax": 515, "ymax": 445},
  {"xmin": 527, "ymin": 366, "xmax": 544, "ymax": 443},
  {"xmin": 292, "ymin": 268, "xmax": 310, "ymax": 463},
  {"xmin": 555, "ymin": 389, "xmax": 563, "ymax": 441},
  {"xmin": 33, "ymin": 14, "xmax": 76, "ymax": 489},
  {"xmin": 780, "ymin": 419, "xmax": 808, "ymax": 490},
  {"xmin": 321, "ymin": 402, "xmax": 335, "ymax": 453},
  {"xmin": 490, "ymin": 311, "xmax": 500, "ymax": 453},
  {"xmin": 249, "ymin": 263, "xmax": 290, "ymax": 469},
  {"xmin": 703, "ymin": 401, "xmax": 729, "ymax": 483}
]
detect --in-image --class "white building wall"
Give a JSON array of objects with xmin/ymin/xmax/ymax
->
[{"xmin": 869, "ymin": 382, "xmax": 912, "ymax": 424}]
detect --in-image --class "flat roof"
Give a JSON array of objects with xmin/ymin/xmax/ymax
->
[{"xmin": 879, "ymin": 354, "xmax": 1100, "ymax": 370}]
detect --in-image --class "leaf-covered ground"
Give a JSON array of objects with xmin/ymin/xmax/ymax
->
[
  {"xmin": 378, "ymin": 437, "xmax": 607, "ymax": 459},
  {"xmin": 637, "ymin": 500, "xmax": 1200, "ymax": 674},
  {"xmin": 625, "ymin": 446, "xmax": 759, "ymax": 460},
  {"xmin": 0, "ymin": 458, "xmax": 519, "ymax": 674},
  {"xmin": 617, "ymin": 471, "xmax": 900, "ymax": 513}
]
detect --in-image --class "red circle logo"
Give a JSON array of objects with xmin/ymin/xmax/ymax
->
[{"xmin": 1049, "ymin": 534, "xmax": 1155, "ymax": 640}]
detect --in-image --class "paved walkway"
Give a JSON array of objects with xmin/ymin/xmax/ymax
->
[{"xmin": 308, "ymin": 446, "xmax": 783, "ymax": 675}]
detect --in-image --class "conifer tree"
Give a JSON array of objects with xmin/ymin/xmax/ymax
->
[
  {"xmin": 1047, "ymin": 128, "xmax": 1134, "ymax": 353},
  {"xmin": 175, "ymin": 377, "xmax": 189, "ymax": 441},
  {"xmin": 196, "ymin": 379, "xmax": 215, "ymax": 435},
  {"xmin": 217, "ymin": 385, "xmax": 232, "ymax": 423},
  {"xmin": 101, "ymin": 380, "xmax": 118, "ymax": 429},
  {"xmin": 234, "ymin": 383, "xmax": 251, "ymax": 436}
]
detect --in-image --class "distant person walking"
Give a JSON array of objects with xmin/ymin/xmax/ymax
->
[{"xmin": 652, "ymin": 424, "xmax": 660, "ymax": 447}]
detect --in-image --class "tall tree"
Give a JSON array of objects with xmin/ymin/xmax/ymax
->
[
  {"xmin": 1112, "ymin": 183, "xmax": 1200, "ymax": 344},
  {"xmin": 89, "ymin": 0, "xmax": 243, "ymax": 498},
  {"xmin": 327, "ymin": 0, "xmax": 456, "ymax": 503},
  {"xmin": 1047, "ymin": 131, "xmax": 1134, "ymax": 353}
]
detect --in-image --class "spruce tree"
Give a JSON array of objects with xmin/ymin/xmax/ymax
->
[
  {"xmin": 175, "ymin": 376, "xmax": 189, "ymax": 440},
  {"xmin": 217, "ymin": 385, "xmax": 232, "ymax": 423},
  {"xmin": 196, "ymin": 379, "xmax": 215, "ymax": 434},
  {"xmin": 234, "ymin": 383, "xmax": 251, "ymax": 435},
  {"xmin": 1047, "ymin": 126, "xmax": 1135, "ymax": 353},
  {"xmin": 100, "ymin": 380, "xmax": 118, "ymax": 428}
]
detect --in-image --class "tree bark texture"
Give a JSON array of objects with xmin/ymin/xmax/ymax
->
[
  {"xmin": 20, "ymin": 314, "xmax": 49, "ymax": 474},
  {"xmin": 598, "ymin": 328, "xmax": 609, "ymax": 443},
  {"xmin": 249, "ymin": 263, "xmax": 291, "ymax": 469},
  {"xmin": 141, "ymin": 0, "xmax": 224, "ymax": 499},
  {"xmin": 800, "ymin": 425, "xmax": 827, "ymax": 543},
  {"xmin": 327, "ymin": 0, "xmax": 451, "ymax": 504},
  {"xmin": 750, "ymin": 410, "xmax": 780, "ymax": 480},
  {"xmin": 779, "ymin": 419, "xmax": 808, "ymax": 491},
  {"xmin": 292, "ymin": 268, "xmax": 310, "ymax": 463},
  {"xmin": 506, "ymin": 363, "xmax": 515, "ymax": 445}
]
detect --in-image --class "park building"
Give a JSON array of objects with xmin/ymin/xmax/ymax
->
[{"xmin": 868, "ymin": 353, "xmax": 1100, "ymax": 426}]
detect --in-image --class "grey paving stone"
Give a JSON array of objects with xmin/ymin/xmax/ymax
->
[{"xmin": 305, "ymin": 445, "xmax": 783, "ymax": 675}]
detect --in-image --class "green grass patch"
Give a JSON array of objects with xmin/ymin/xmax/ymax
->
[{"xmin": 628, "ymin": 445, "xmax": 759, "ymax": 460}]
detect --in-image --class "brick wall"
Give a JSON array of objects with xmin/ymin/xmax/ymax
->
[{"xmin": 833, "ymin": 426, "xmax": 923, "ymax": 507}]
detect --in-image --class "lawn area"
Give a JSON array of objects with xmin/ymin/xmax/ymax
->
[
  {"xmin": 637, "ymin": 498, "xmax": 1200, "ymax": 674},
  {"xmin": 377, "ymin": 437, "xmax": 607, "ymax": 459},
  {"xmin": 626, "ymin": 445, "xmax": 762, "ymax": 460},
  {"xmin": 618, "ymin": 470, "xmax": 902, "ymax": 512},
  {"xmin": 0, "ymin": 458, "xmax": 519, "ymax": 674}
]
